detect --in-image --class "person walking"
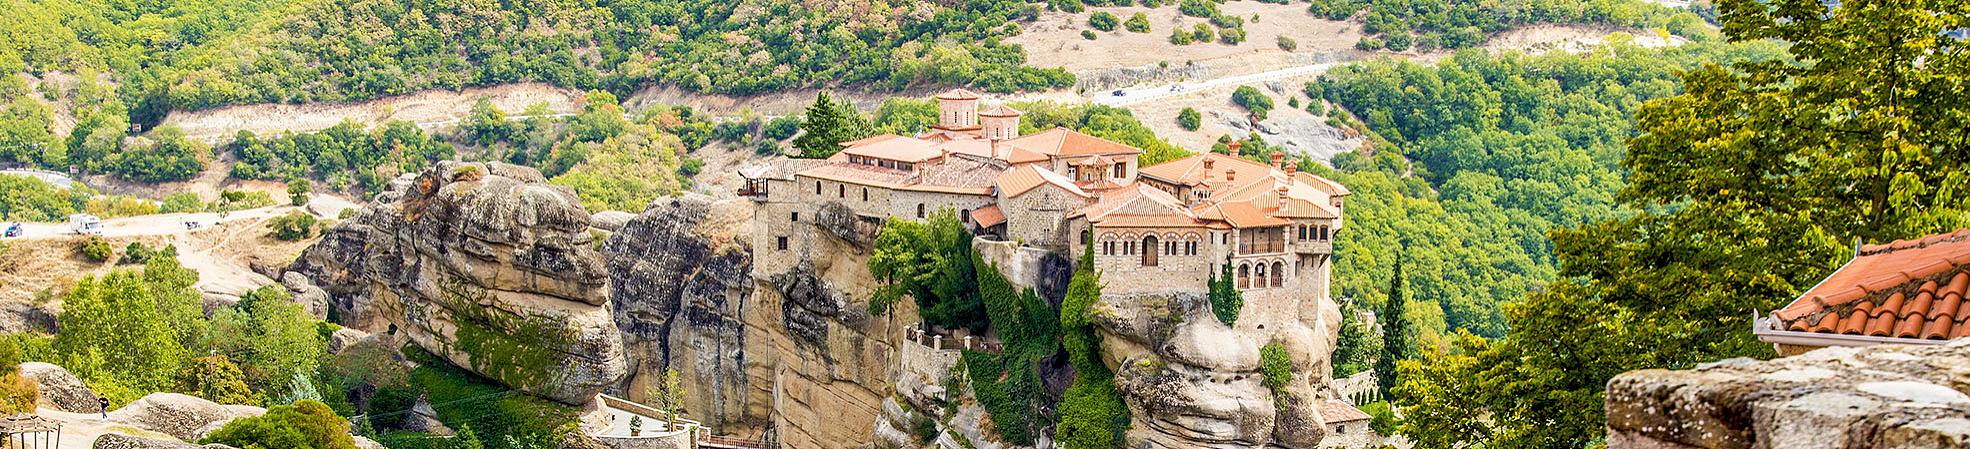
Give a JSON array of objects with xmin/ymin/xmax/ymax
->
[{"xmin": 98, "ymin": 395, "xmax": 110, "ymax": 419}]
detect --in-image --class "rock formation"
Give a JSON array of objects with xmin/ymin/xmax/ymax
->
[
  {"xmin": 93, "ymin": 434, "xmax": 235, "ymax": 449},
  {"xmin": 1607, "ymin": 340, "xmax": 1970, "ymax": 449},
  {"xmin": 107, "ymin": 393, "xmax": 266, "ymax": 441},
  {"xmin": 20, "ymin": 361, "xmax": 97, "ymax": 413},
  {"xmin": 285, "ymin": 162, "xmax": 627, "ymax": 405},
  {"xmin": 1093, "ymin": 290, "xmax": 1338, "ymax": 448},
  {"xmin": 601, "ymin": 194, "xmax": 758, "ymax": 431}
]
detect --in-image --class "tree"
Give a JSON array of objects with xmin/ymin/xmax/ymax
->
[
  {"xmin": 286, "ymin": 178, "xmax": 311, "ymax": 206},
  {"xmin": 268, "ymin": 211, "xmax": 318, "ymax": 241},
  {"xmin": 791, "ymin": 93, "xmax": 870, "ymax": 159},
  {"xmin": 1231, "ymin": 86, "xmax": 1274, "ymax": 120},
  {"xmin": 55, "ymin": 261, "xmax": 199, "ymax": 402},
  {"xmin": 208, "ymin": 286, "xmax": 329, "ymax": 392},
  {"xmin": 1177, "ymin": 107, "xmax": 1202, "ymax": 131},
  {"xmin": 646, "ymin": 369, "xmax": 686, "ymax": 431},
  {"xmin": 868, "ymin": 210, "xmax": 987, "ymax": 332},
  {"xmin": 176, "ymin": 355, "xmax": 257, "ymax": 406},
  {"xmin": 1330, "ymin": 301, "xmax": 1379, "ymax": 377},
  {"xmin": 1390, "ymin": 1, "xmax": 1970, "ymax": 446},
  {"xmin": 1374, "ymin": 250, "xmax": 1411, "ymax": 398},
  {"xmin": 200, "ymin": 400, "xmax": 355, "ymax": 449},
  {"xmin": 1208, "ymin": 260, "xmax": 1242, "ymax": 325},
  {"xmin": 453, "ymin": 425, "xmax": 485, "ymax": 449}
]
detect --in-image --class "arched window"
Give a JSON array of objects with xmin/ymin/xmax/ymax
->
[
  {"xmin": 1165, "ymin": 240, "xmax": 1176, "ymax": 255},
  {"xmin": 1238, "ymin": 264, "xmax": 1251, "ymax": 289},
  {"xmin": 862, "ymin": 188, "xmax": 869, "ymax": 201},
  {"xmin": 1104, "ymin": 241, "xmax": 1114, "ymax": 255},
  {"xmin": 1142, "ymin": 235, "xmax": 1159, "ymax": 266},
  {"xmin": 1254, "ymin": 263, "xmax": 1267, "ymax": 289},
  {"xmin": 1125, "ymin": 241, "xmax": 1134, "ymax": 255},
  {"xmin": 916, "ymin": 203, "xmax": 926, "ymax": 218},
  {"xmin": 1271, "ymin": 261, "xmax": 1285, "ymax": 287},
  {"xmin": 1082, "ymin": 229, "xmax": 1092, "ymax": 245},
  {"xmin": 814, "ymin": 181, "xmax": 822, "ymax": 194}
]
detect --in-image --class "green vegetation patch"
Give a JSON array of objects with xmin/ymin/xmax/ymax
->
[
  {"xmin": 436, "ymin": 282, "xmax": 579, "ymax": 394},
  {"xmin": 405, "ymin": 347, "xmax": 578, "ymax": 444}
]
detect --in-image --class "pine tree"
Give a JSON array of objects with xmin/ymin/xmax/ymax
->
[
  {"xmin": 453, "ymin": 424, "xmax": 485, "ymax": 449},
  {"xmin": 792, "ymin": 92, "xmax": 869, "ymax": 159},
  {"xmin": 1208, "ymin": 259, "xmax": 1242, "ymax": 325},
  {"xmin": 1374, "ymin": 250, "xmax": 1412, "ymax": 398}
]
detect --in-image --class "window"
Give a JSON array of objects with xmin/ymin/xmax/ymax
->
[
  {"xmin": 1114, "ymin": 164, "xmax": 1126, "ymax": 179},
  {"xmin": 776, "ymin": 236, "xmax": 789, "ymax": 251},
  {"xmin": 814, "ymin": 181, "xmax": 822, "ymax": 194},
  {"xmin": 1125, "ymin": 241, "xmax": 1134, "ymax": 255},
  {"xmin": 1165, "ymin": 241, "xmax": 1175, "ymax": 255},
  {"xmin": 1254, "ymin": 263, "xmax": 1267, "ymax": 289},
  {"xmin": 862, "ymin": 188, "xmax": 868, "ymax": 201},
  {"xmin": 1142, "ymin": 235, "xmax": 1159, "ymax": 266},
  {"xmin": 1104, "ymin": 241, "xmax": 1114, "ymax": 255},
  {"xmin": 916, "ymin": 203, "xmax": 926, "ymax": 218},
  {"xmin": 790, "ymin": 212, "xmax": 799, "ymax": 222},
  {"xmin": 838, "ymin": 185, "xmax": 845, "ymax": 198},
  {"xmin": 1187, "ymin": 241, "xmax": 1197, "ymax": 255},
  {"xmin": 1082, "ymin": 230, "xmax": 1092, "ymax": 245},
  {"xmin": 1272, "ymin": 261, "xmax": 1285, "ymax": 287},
  {"xmin": 1298, "ymin": 225, "xmax": 1307, "ymax": 240},
  {"xmin": 1319, "ymin": 225, "xmax": 1330, "ymax": 240},
  {"xmin": 1238, "ymin": 264, "xmax": 1250, "ymax": 289}
]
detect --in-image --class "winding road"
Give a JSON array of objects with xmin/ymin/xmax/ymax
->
[{"xmin": 1091, "ymin": 62, "xmax": 1343, "ymax": 106}]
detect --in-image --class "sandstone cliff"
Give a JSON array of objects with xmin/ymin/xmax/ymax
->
[
  {"xmin": 1607, "ymin": 340, "xmax": 1970, "ymax": 449},
  {"xmin": 286, "ymin": 162, "xmax": 627, "ymax": 405}
]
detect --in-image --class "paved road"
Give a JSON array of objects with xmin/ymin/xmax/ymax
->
[
  {"xmin": 5, "ymin": 207, "xmax": 292, "ymax": 239},
  {"xmin": 1091, "ymin": 62, "xmax": 1343, "ymax": 106},
  {"xmin": 1, "ymin": 168, "xmax": 76, "ymax": 189}
]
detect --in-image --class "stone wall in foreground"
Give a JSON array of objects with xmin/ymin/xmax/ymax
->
[{"xmin": 1606, "ymin": 340, "xmax": 1970, "ymax": 449}]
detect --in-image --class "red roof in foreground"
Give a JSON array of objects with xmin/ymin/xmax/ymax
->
[
  {"xmin": 1772, "ymin": 229, "xmax": 1970, "ymax": 340},
  {"xmin": 1319, "ymin": 400, "xmax": 1371, "ymax": 424},
  {"xmin": 970, "ymin": 205, "xmax": 1006, "ymax": 228}
]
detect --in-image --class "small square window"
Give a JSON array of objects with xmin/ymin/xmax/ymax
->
[
  {"xmin": 776, "ymin": 236, "xmax": 789, "ymax": 251},
  {"xmin": 791, "ymin": 212, "xmax": 799, "ymax": 222}
]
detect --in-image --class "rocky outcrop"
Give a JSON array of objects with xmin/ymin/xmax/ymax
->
[
  {"xmin": 1607, "ymin": 341, "xmax": 1970, "ymax": 449},
  {"xmin": 285, "ymin": 162, "xmax": 627, "ymax": 405},
  {"xmin": 1093, "ymin": 289, "xmax": 1337, "ymax": 448},
  {"xmin": 20, "ymin": 362, "xmax": 96, "ymax": 413},
  {"xmin": 106, "ymin": 393, "xmax": 265, "ymax": 441},
  {"xmin": 92, "ymin": 434, "xmax": 233, "ymax": 449},
  {"xmin": 601, "ymin": 194, "xmax": 757, "ymax": 431}
]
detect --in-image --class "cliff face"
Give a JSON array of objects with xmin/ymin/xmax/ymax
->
[
  {"xmin": 1093, "ymin": 290, "xmax": 1339, "ymax": 448},
  {"xmin": 286, "ymin": 162, "xmax": 627, "ymax": 405},
  {"xmin": 1607, "ymin": 341, "xmax": 1970, "ymax": 449}
]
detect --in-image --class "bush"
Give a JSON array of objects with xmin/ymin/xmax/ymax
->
[
  {"xmin": 1169, "ymin": 29, "xmax": 1195, "ymax": 45},
  {"xmin": 287, "ymin": 178, "xmax": 312, "ymax": 206},
  {"xmin": 176, "ymin": 355, "xmax": 258, "ymax": 405},
  {"xmin": 118, "ymin": 242, "xmax": 175, "ymax": 265},
  {"xmin": 1218, "ymin": 26, "xmax": 1246, "ymax": 45},
  {"xmin": 79, "ymin": 237, "xmax": 112, "ymax": 262},
  {"xmin": 159, "ymin": 192, "xmax": 205, "ymax": 213},
  {"xmin": 1089, "ymin": 11, "xmax": 1119, "ymax": 31},
  {"xmin": 1277, "ymin": 36, "xmax": 1298, "ymax": 51},
  {"xmin": 0, "ymin": 340, "xmax": 37, "ymax": 415},
  {"xmin": 1177, "ymin": 108, "xmax": 1202, "ymax": 131},
  {"xmin": 1192, "ymin": 24, "xmax": 1215, "ymax": 42},
  {"xmin": 1082, "ymin": 30, "xmax": 1098, "ymax": 40},
  {"xmin": 200, "ymin": 400, "xmax": 355, "ymax": 449},
  {"xmin": 1208, "ymin": 261, "xmax": 1243, "ymax": 325},
  {"xmin": 1124, "ymin": 13, "xmax": 1150, "ymax": 33},
  {"xmin": 1232, "ymin": 86, "xmax": 1275, "ymax": 120},
  {"xmin": 1259, "ymin": 343, "xmax": 1292, "ymax": 398},
  {"xmin": 269, "ymin": 211, "xmax": 318, "ymax": 241},
  {"xmin": 1359, "ymin": 401, "xmax": 1397, "ymax": 435},
  {"xmin": 762, "ymin": 116, "xmax": 801, "ymax": 140}
]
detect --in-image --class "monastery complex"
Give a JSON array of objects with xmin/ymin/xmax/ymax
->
[{"xmin": 740, "ymin": 89, "xmax": 1350, "ymax": 329}]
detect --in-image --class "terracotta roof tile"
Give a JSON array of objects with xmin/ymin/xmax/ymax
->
[
  {"xmin": 1771, "ymin": 229, "xmax": 1970, "ymax": 342},
  {"xmin": 980, "ymin": 105, "xmax": 1022, "ymax": 117},
  {"xmin": 996, "ymin": 164, "xmax": 1087, "ymax": 198},
  {"xmin": 1005, "ymin": 128, "xmax": 1144, "ymax": 157},
  {"xmin": 970, "ymin": 205, "xmax": 1006, "ymax": 228},
  {"xmin": 936, "ymin": 89, "xmax": 980, "ymax": 100},
  {"xmin": 1319, "ymin": 400, "xmax": 1372, "ymax": 424}
]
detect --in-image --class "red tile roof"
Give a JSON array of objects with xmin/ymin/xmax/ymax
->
[
  {"xmin": 1319, "ymin": 400, "xmax": 1372, "ymax": 424},
  {"xmin": 1004, "ymin": 128, "xmax": 1144, "ymax": 157},
  {"xmin": 935, "ymin": 89, "xmax": 980, "ymax": 100},
  {"xmin": 1772, "ymin": 229, "xmax": 1970, "ymax": 340},
  {"xmin": 970, "ymin": 205, "xmax": 1006, "ymax": 228},
  {"xmin": 995, "ymin": 164, "xmax": 1087, "ymax": 198}
]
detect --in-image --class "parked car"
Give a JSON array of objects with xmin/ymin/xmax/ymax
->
[
  {"xmin": 1112, "ymin": 89, "xmax": 1125, "ymax": 96},
  {"xmin": 3, "ymin": 223, "xmax": 20, "ymax": 238}
]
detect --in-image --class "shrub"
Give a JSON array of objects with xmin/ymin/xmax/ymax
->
[
  {"xmin": 1177, "ymin": 108, "xmax": 1202, "ymax": 131},
  {"xmin": 1124, "ymin": 13, "xmax": 1150, "ymax": 33},
  {"xmin": 79, "ymin": 237, "xmax": 112, "ymax": 262},
  {"xmin": 200, "ymin": 400, "xmax": 355, "ymax": 449},
  {"xmin": 1089, "ymin": 12, "xmax": 1119, "ymax": 31},
  {"xmin": 1082, "ymin": 30, "xmax": 1098, "ymax": 40},
  {"xmin": 286, "ymin": 178, "xmax": 312, "ymax": 206},
  {"xmin": 269, "ymin": 211, "xmax": 318, "ymax": 241},
  {"xmin": 1168, "ymin": 29, "xmax": 1194, "ymax": 45},
  {"xmin": 1178, "ymin": 0, "xmax": 1217, "ymax": 18},
  {"xmin": 0, "ymin": 340, "xmax": 37, "ymax": 415},
  {"xmin": 1232, "ymin": 86, "xmax": 1275, "ymax": 120},
  {"xmin": 1277, "ymin": 36, "xmax": 1298, "ymax": 51},
  {"xmin": 176, "ymin": 355, "xmax": 258, "ymax": 406},
  {"xmin": 1260, "ymin": 343, "xmax": 1291, "ymax": 394},
  {"xmin": 1359, "ymin": 401, "xmax": 1397, "ymax": 435},
  {"xmin": 159, "ymin": 192, "xmax": 205, "ymax": 213},
  {"xmin": 1218, "ymin": 26, "xmax": 1246, "ymax": 45},
  {"xmin": 763, "ymin": 116, "xmax": 802, "ymax": 140},
  {"xmin": 1192, "ymin": 23, "xmax": 1215, "ymax": 42}
]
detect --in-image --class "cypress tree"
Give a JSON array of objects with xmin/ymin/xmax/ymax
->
[
  {"xmin": 792, "ymin": 92, "xmax": 869, "ymax": 159},
  {"xmin": 1374, "ymin": 249, "xmax": 1413, "ymax": 398}
]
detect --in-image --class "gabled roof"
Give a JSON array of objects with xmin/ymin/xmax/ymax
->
[
  {"xmin": 1004, "ymin": 128, "xmax": 1144, "ymax": 157},
  {"xmin": 1770, "ymin": 229, "xmax": 1970, "ymax": 340},
  {"xmin": 996, "ymin": 164, "xmax": 1088, "ymax": 198},
  {"xmin": 839, "ymin": 135, "xmax": 943, "ymax": 162},
  {"xmin": 1193, "ymin": 200, "xmax": 1291, "ymax": 228},
  {"xmin": 935, "ymin": 88, "xmax": 980, "ymax": 100},
  {"xmin": 1138, "ymin": 152, "xmax": 1273, "ymax": 187}
]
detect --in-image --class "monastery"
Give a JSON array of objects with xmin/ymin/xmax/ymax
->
[{"xmin": 739, "ymin": 89, "xmax": 1349, "ymax": 322}]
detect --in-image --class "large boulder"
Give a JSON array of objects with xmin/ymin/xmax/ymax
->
[
  {"xmin": 92, "ymin": 434, "xmax": 234, "ymax": 449},
  {"xmin": 285, "ymin": 162, "xmax": 627, "ymax": 405},
  {"xmin": 106, "ymin": 393, "xmax": 264, "ymax": 441},
  {"xmin": 20, "ymin": 362, "xmax": 96, "ymax": 413},
  {"xmin": 1607, "ymin": 340, "xmax": 1970, "ymax": 449},
  {"xmin": 601, "ymin": 194, "xmax": 756, "ymax": 430}
]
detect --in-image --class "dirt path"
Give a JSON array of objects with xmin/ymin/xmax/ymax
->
[{"xmin": 161, "ymin": 83, "xmax": 586, "ymax": 143}]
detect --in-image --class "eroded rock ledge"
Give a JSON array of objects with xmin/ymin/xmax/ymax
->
[
  {"xmin": 286, "ymin": 162, "xmax": 627, "ymax": 404},
  {"xmin": 1607, "ymin": 340, "xmax": 1970, "ymax": 449}
]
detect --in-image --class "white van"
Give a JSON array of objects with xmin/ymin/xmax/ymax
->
[{"xmin": 68, "ymin": 214, "xmax": 103, "ymax": 236}]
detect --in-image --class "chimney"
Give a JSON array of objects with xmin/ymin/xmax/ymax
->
[
  {"xmin": 1226, "ymin": 141, "xmax": 1241, "ymax": 155},
  {"xmin": 935, "ymin": 89, "xmax": 980, "ymax": 130},
  {"xmin": 1286, "ymin": 162, "xmax": 1298, "ymax": 175},
  {"xmin": 1277, "ymin": 185, "xmax": 1290, "ymax": 206},
  {"xmin": 1271, "ymin": 151, "xmax": 1284, "ymax": 169},
  {"xmin": 1204, "ymin": 157, "xmax": 1216, "ymax": 171},
  {"xmin": 1226, "ymin": 169, "xmax": 1237, "ymax": 184}
]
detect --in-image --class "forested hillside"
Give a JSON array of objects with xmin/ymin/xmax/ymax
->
[{"xmin": 1312, "ymin": 36, "xmax": 1785, "ymax": 339}]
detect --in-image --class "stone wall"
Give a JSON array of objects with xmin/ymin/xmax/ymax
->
[
  {"xmin": 1092, "ymin": 229, "xmax": 1213, "ymax": 296},
  {"xmin": 1000, "ymin": 183, "xmax": 1090, "ymax": 249},
  {"xmin": 1606, "ymin": 340, "xmax": 1970, "ymax": 449}
]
